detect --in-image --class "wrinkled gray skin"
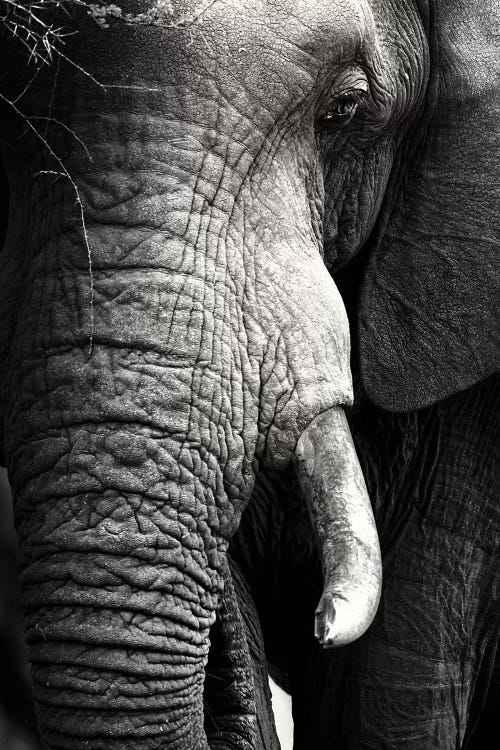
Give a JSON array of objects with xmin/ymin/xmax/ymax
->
[{"xmin": 0, "ymin": 0, "xmax": 499, "ymax": 748}]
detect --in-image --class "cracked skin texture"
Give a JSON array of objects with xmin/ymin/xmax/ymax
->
[
  {"xmin": 0, "ymin": 0, "xmax": 499, "ymax": 748},
  {"xmin": 0, "ymin": 3, "xmax": 362, "ymax": 747}
]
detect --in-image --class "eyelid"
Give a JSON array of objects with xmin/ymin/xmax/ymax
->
[
  {"xmin": 334, "ymin": 89, "xmax": 368, "ymax": 104},
  {"xmin": 332, "ymin": 67, "xmax": 369, "ymax": 97}
]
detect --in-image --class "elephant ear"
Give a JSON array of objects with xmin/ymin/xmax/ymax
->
[{"xmin": 359, "ymin": 1, "xmax": 500, "ymax": 411}]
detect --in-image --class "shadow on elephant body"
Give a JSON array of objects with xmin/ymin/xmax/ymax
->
[
  {"xmin": 203, "ymin": 557, "xmax": 280, "ymax": 750},
  {"xmin": 0, "ymin": 469, "xmax": 40, "ymax": 749},
  {"xmin": 232, "ymin": 374, "xmax": 500, "ymax": 749}
]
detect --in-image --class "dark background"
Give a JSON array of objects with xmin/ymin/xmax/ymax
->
[{"xmin": 0, "ymin": 468, "xmax": 40, "ymax": 750}]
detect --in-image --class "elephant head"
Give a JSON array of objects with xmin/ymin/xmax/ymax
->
[{"xmin": 0, "ymin": 1, "xmax": 498, "ymax": 748}]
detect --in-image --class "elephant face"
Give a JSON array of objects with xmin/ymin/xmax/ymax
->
[{"xmin": 0, "ymin": 1, "xmax": 498, "ymax": 748}]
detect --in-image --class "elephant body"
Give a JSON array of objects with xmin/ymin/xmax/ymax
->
[
  {"xmin": 233, "ymin": 373, "xmax": 500, "ymax": 747},
  {"xmin": 0, "ymin": 1, "xmax": 499, "ymax": 748}
]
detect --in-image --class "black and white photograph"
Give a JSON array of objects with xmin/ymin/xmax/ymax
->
[{"xmin": 0, "ymin": 1, "xmax": 498, "ymax": 748}]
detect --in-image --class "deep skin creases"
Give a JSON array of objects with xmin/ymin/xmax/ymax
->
[{"xmin": 0, "ymin": 1, "xmax": 429, "ymax": 747}]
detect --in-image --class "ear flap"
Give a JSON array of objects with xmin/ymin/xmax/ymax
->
[{"xmin": 359, "ymin": 1, "xmax": 500, "ymax": 411}]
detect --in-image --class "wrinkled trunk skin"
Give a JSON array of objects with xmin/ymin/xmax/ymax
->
[
  {"xmin": 0, "ymin": 145, "xmax": 247, "ymax": 748},
  {"xmin": 0, "ymin": 35, "xmax": 252, "ymax": 750},
  {"xmin": 0, "ymin": 8, "xmax": 352, "ymax": 749},
  {"xmin": 2, "ymin": 196, "xmax": 237, "ymax": 748}
]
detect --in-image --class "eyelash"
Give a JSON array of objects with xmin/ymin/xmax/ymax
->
[{"xmin": 318, "ymin": 89, "xmax": 368, "ymax": 126}]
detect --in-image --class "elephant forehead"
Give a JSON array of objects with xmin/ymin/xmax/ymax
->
[
  {"xmin": 88, "ymin": 1, "xmax": 374, "ymax": 114},
  {"xmin": 166, "ymin": 0, "xmax": 369, "ymax": 52},
  {"xmin": 185, "ymin": 0, "xmax": 371, "ymax": 82},
  {"xmin": 190, "ymin": 0, "xmax": 370, "ymax": 53}
]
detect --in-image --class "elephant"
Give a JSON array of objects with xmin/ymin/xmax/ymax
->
[{"xmin": 0, "ymin": 0, "xmax": 499, "ymax": 748}]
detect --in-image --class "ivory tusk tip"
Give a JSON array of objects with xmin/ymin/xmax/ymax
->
[
  {"xmin": 314, "ymin": 590, "xmax": 378, "ymax": 649},
  {"xmin": 315, "ymin": 591, "xmax": 344, "ymax": 648}
]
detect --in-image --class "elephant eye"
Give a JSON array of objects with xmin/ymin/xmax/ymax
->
[{"xmin": 318, "ymin": 90, "xmax": 367, "ymax": 127}]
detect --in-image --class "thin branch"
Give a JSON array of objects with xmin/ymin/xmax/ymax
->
[
  {"xmin": 0, "ymin": 88, "xmax": 95, "ymax": 353},
  {"xmin": 43, "ymin": 52, "xmax": 59, "ymax": 138},
  {"xmin": 181, "ymin": 0, "xmax": 220, "ymax": 29},
  {"xmin": 12, "ymin": 64, "xmax": 41, "ymax": 104},
  {"xmin": 55, "ymin": 46, "xmax": 107, "ymax": 89},
  {"xmin": 30, "ymin": 115, "xmax": 92, "ymax": 160}
]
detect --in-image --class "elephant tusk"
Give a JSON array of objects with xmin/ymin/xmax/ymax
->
[{"xmin": 294, "ymin": 407, "xmax": 382, "ymax": 648}]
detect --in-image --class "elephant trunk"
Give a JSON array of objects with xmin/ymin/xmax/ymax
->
[
  {"xmin": 294, "ymin": 407, "xmax": 382, "ymax": 647},
  {"xmin": 13, "ymin": 439, "xmax": 227, "ymax": 749},
  {"xmin": 0, "ymin": 65, "xmax": 259, "ymax": 744},
  {"xmin": 1, "ymin": 138, "xmax": 254, "ymax": 744}
]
